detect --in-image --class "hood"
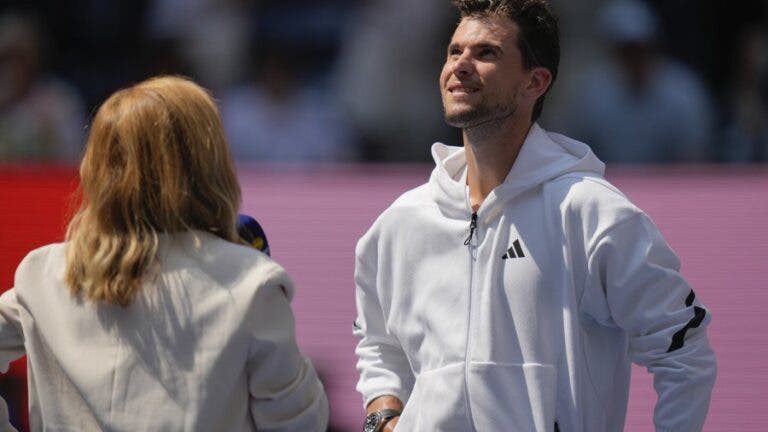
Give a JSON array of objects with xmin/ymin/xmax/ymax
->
[{"xmin": 428, "ymin": 123, "xmax": 605, "ymax": 219}]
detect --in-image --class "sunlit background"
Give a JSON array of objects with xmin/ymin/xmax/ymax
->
[{"xmin": 0, "ymin": 0, "xmax": 766, "ymax": 430}]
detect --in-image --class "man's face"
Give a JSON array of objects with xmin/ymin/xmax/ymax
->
[{"xmin": 440, "ymin": 15, "xmax": 530, "ymax": 129}]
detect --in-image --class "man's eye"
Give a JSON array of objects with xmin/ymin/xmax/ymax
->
[
  {"xmin": 479, "ymin": 48, "xmax": 497, "ymax": 58},
  {"xmin": 448, "ymin": 48, "xmax": 462, "ymax": 57}
]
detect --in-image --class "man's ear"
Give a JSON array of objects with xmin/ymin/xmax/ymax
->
[{"xmin": 527, "ymin": 67, "xmax": 553, "ymax": 100}]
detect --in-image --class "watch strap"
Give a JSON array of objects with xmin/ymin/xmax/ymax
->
[
  {"xmin": 377, "ymin": 408, "xmax": 401, "ymax": 422},
  {"xmin": 365, "ymin": 408, "xmax": 402, "ymax": 432}
]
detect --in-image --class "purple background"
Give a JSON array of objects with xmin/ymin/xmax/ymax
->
[{"xmin": 239, "ymin": 165, "xmax": 768, "ymax": 431}]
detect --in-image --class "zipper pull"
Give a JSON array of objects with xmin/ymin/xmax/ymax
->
[{"xmin": 464, "ymin": 212, "xmax": 478, "ymax": 246}]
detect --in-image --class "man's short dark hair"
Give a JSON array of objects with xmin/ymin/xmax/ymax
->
[{"xmin": 453, "ymin": 0, "xmax": 560, "ymax": 122}]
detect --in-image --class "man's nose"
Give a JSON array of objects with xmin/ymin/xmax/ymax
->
[{"xmin": 452, "ymin": 54, "xmax": 474, "ymax": 78}]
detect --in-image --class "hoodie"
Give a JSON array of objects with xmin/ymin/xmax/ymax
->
[{"xmin": 354, "ymin": 124, "xmax": 716, "ymax": 432}]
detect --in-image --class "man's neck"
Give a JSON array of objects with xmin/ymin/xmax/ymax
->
[{"xmin": 464, "ymin": 116, "xmax": 533, "ymax": 210}]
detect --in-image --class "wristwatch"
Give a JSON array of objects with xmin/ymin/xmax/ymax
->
[{"xmin": 363, "ymin": 409, "xmax": 401, "ymax": 432}]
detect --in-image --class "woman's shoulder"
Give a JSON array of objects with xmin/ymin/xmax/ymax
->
[
  {"xmin": 165, "ymin": 231, "xmax": 295, "ymax": 300},
  {"xmin": 16, "ymin": 242, "xmax": 67, "ymax": 276},
  {"xmin": 12, "ymin": 243, "xmax": 68, "ymax": 300}
]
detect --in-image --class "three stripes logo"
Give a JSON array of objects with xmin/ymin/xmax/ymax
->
[{"xmin": 501, "ymin": 239, "xmax": 526, "ymax": 260}]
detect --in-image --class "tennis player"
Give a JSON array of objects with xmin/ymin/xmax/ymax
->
[{"xmin": 354, "ymin": 1, "xmax": 716, "ymax": 431}]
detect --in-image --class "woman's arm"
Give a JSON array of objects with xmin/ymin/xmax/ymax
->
[
  {"xmin": 246, "ymin": 273, "xmax": 329, "ymax": 431},
  {"xmin": 0, "ymin": 289, "xmax": 24, "ymax": 432}
]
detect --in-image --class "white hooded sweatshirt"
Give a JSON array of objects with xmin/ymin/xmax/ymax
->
[{"xmin": 354, "ymin": 124, "xmax": 716, "ymax": 432}]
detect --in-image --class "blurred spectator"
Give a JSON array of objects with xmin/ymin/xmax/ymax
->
[
  {"xmin": 145, "ymin": 0, "xmax": 253, "ymax": 91},
  {"xmin": 333, "ymin": 0, "xmax": 457, "ymax": 161},
  {"xmin": 645, "ymin": 0, "xmax": 717, "ymax": 87},
  {"xmin": 722, "ymin": 27, "xmax": 768, "ymax": 162},
  {"xmin": 221, "ymin": 2, "xmax": 356, "ymax": 163},
  {"xmin": 19, "ymin": 0, "xmax": 150, "ymax": 114},
  {"xmin": 541, "ymin": 0, "xmax": 610, "ymax": 129},
  {"xmin": 0, "ymin": 13, "xmax": 85, "ymax": 162},
  {"xmin": 564, "ymin": 0, "xmax": 714, "ymax": 163},
  {"xmin": 221, "ymin": 44, "xmax": 356, "ymax": 163}
]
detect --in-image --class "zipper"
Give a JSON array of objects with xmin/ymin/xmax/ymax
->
[
  {"xmin": 463, "ymin": 212, "xmax": 479, "ymax": 431},
  {"xmin": 463, "ymin": 213, "xmax": 478, "ymax": 246}
]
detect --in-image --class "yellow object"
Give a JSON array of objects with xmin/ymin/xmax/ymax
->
[{"xmin": 253, "ymin": 237, "xmax": 265, "ymax": 251}]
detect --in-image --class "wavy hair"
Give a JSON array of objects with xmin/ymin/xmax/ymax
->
[{"xmin": 65, "ymin": 76, "xmax": 242, "ymax": 306}]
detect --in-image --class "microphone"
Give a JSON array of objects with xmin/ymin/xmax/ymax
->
[{"xmin": 237, "ymin": 214, "xmax": 271, "ymax": 256}]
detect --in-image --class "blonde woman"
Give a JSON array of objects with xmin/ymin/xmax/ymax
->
[{"xmin": 0, "ymin": 76, "xmax": 328, "ymax": 431}]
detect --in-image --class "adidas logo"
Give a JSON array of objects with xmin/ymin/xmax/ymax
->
[{"xmin": 501, "ymin": 239, "xmax": 526, "ymax": 260}]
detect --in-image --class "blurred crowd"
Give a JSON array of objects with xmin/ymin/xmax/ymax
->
[{"xmin": 0, "ymin": 0, "xmax": 766, "ymax": 165}]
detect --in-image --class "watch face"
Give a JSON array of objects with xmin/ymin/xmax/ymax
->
[{"xmin": 363, "ymin": 412, "xmax": 381, "ymax": 432}]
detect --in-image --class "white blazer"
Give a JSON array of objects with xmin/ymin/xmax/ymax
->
[{"xmin": 0, "ymin": 231, "xmax": 328, "ymax": 431}]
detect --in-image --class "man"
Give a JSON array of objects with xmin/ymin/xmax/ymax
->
[{"xmin": 353, "ymin": 1, "xmax": 717, "ymax": 431}]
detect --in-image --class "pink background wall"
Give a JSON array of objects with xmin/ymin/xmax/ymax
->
[{"xmin": 1, "ymin": 165, "xmax": 765, "ymax": 430}]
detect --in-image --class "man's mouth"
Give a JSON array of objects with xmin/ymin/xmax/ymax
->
[{"xmin": 448, "ymin": 84, "xmax": 480, "ymax": 94}]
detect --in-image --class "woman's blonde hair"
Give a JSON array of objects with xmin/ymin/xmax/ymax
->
[{"xmin": 65, "ymin": 76, "xmax": 242, "ymax": 306}]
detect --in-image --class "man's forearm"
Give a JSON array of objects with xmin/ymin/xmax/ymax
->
[{"xmin": 366, "ymin": 395, "xmax": 403, "ymax": 414}]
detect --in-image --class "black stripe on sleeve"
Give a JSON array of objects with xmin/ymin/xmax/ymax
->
[
  {"xmin": 666, "ymin": 306, "xmax": 706, "ymax": 353},
  {"xmin": 685, "ymin": 290, "xmax": 696, "ymax": 307}
]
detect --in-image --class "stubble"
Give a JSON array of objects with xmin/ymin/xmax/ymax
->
[{"xmin": 443, "ymin": 91, "xmax": 518, "ymax": 130}]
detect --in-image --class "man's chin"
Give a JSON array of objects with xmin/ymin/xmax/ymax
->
[
  {"xmin": 444, "ymin": 103, "xmax": 517, "ymax": 129},
  {"xmin": 444, "ymin": 112, "xmax": 486, "ymax": 129},
  {"xmin": 444, "ymin": 106, "xmax": 475, "ymax": 125}
]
